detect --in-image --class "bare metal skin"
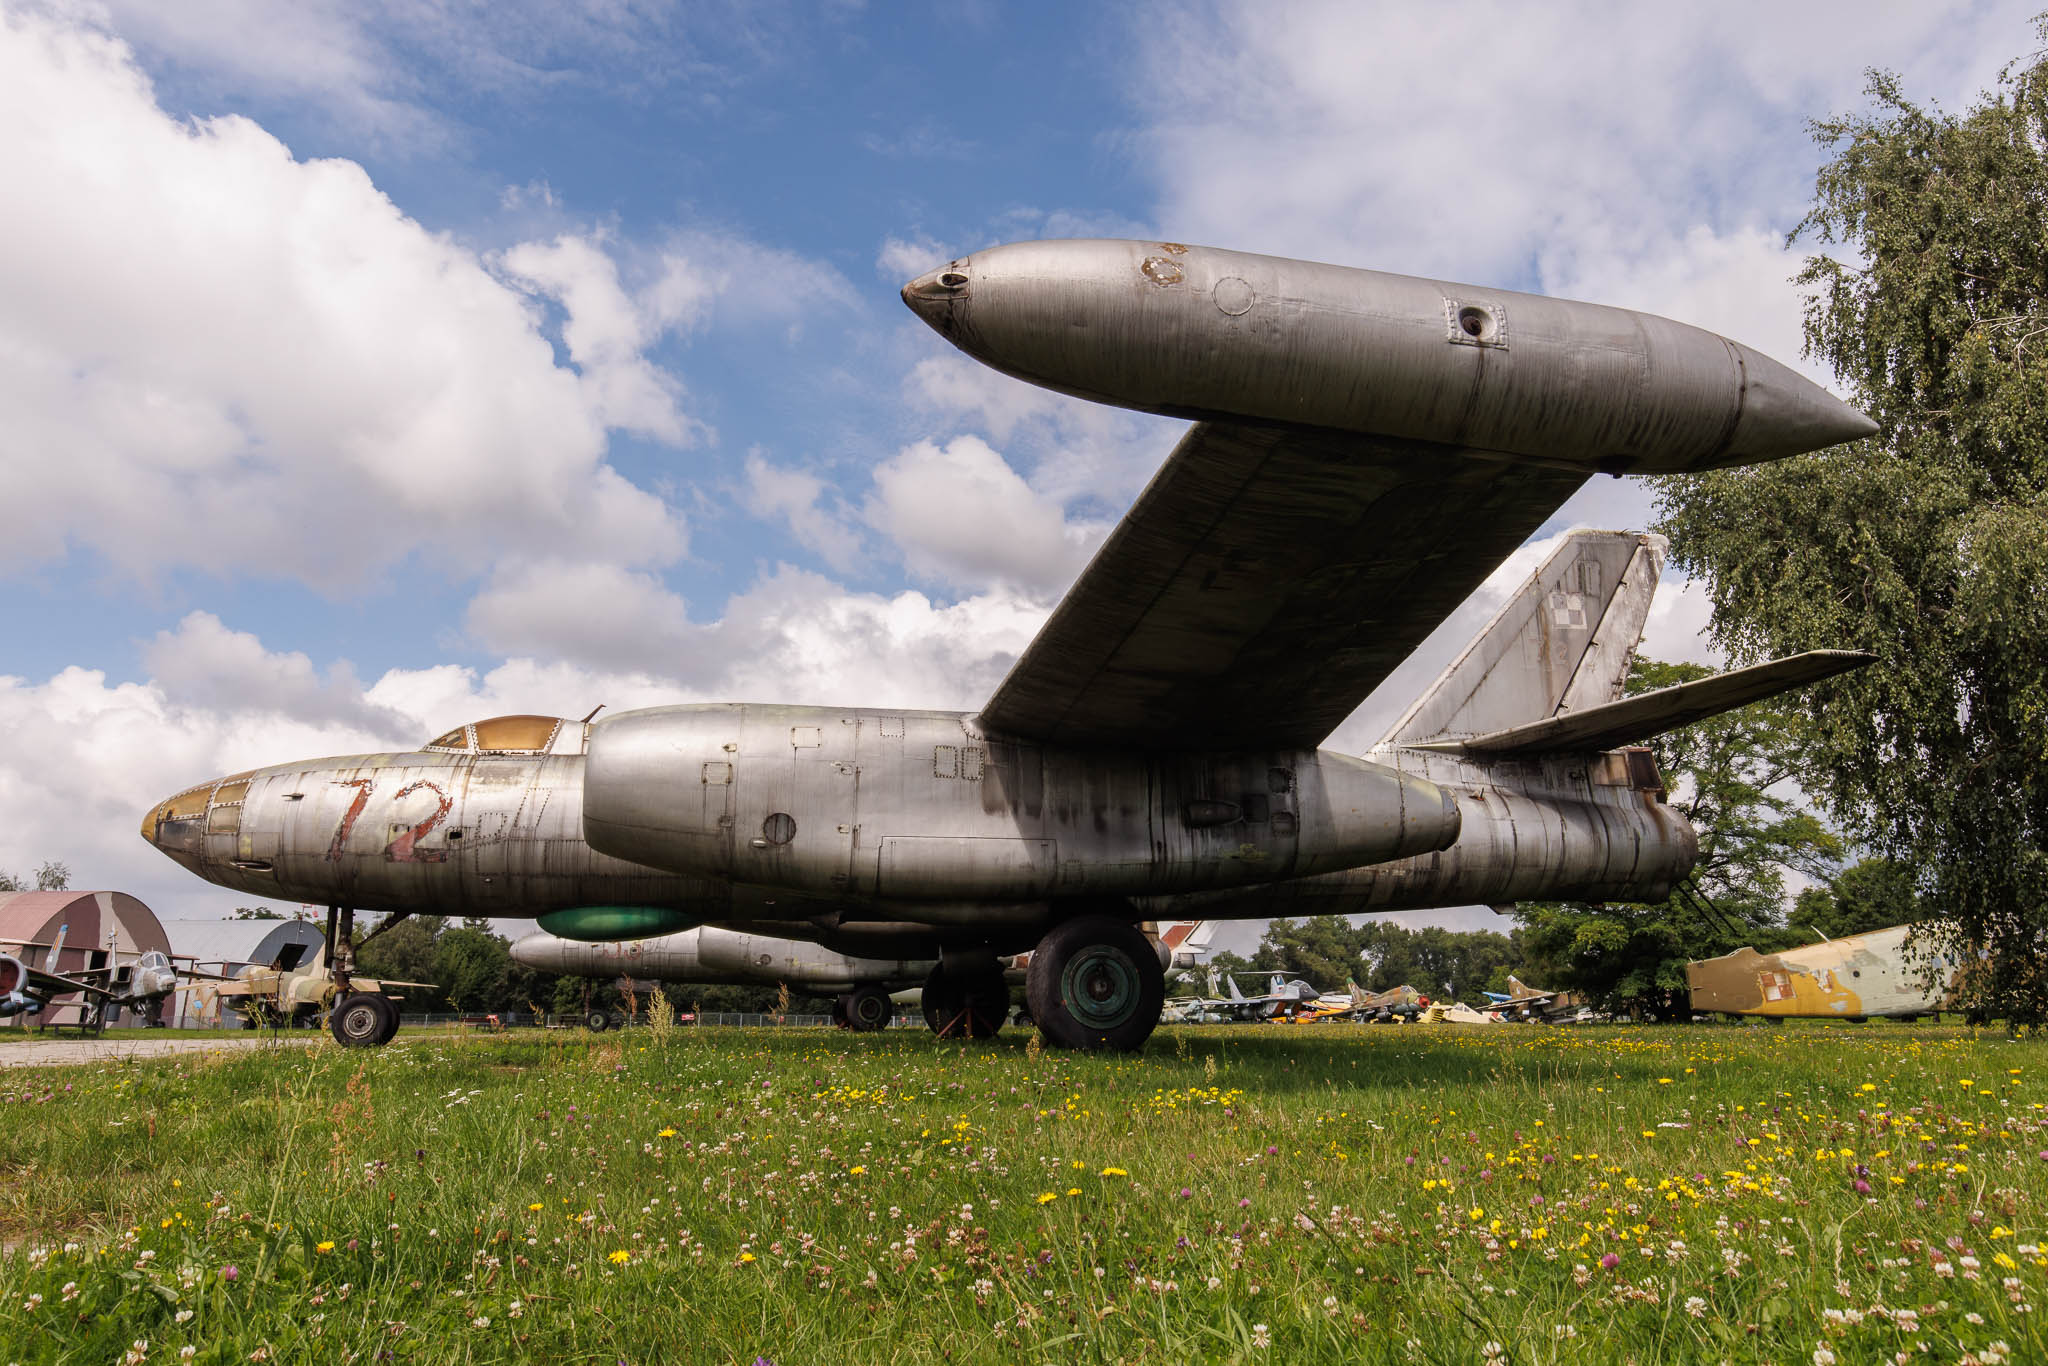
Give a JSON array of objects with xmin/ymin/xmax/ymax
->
[{"xmin": 142, "ymin": 240, "xmax": 1875, "ymax": 1052}]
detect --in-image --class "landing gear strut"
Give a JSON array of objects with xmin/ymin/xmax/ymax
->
[
  {"xmin": 325, "ymin": 902, "xmax": 404, "ymax": 1048},
  {"xmin": 1026, "ymin": 915, "xmax": 1165, "ymax": 1052},
  {"xmin": 921, "ymin": 962, "xmax": 1008, "ymax": 1039}
]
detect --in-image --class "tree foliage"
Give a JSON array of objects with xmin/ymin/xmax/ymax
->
[
  {"xmin": 1791, "ymin": 857, "xmax": 1920, "ymax": 942},
  {"xmin": 1227, "ymin": 918, "xmax": 1523, "ymax": 1003},
  {"xmin": 1654, "ymin": 45, "xmax": 2048, "ymax": 1025},
  {"xmin": 0, "ymin": 861, "xmax": 71, "ymax": 892}
]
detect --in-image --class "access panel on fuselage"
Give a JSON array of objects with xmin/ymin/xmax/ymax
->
[{"xmin": 729, "ymin": 707, "xmax": 860, "ymax": 896}]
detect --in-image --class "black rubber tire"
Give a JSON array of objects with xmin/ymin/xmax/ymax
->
[
  {"xmin": 920, "ymin": 965, "xmax": 1007, "ymax": 1039},
  {"xmin": 845, "ymin": 984, "xmax": 894, "ymax": 1033},
  {"xmin": 331, "ymin": 992, "xmax": 398, "ymax": 1048},
  {"xmin": 586, "ymin": 1009, "xmax": 612, "ymax": 1032},
  {"xmin": 1025, "ymin": 915, "xmax": 1165, "ymax": 1053}
]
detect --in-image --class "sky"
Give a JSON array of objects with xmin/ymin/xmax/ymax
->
[{"xmin": 0, "ymin": 0, "xmax": 2038, "ymax": 923}]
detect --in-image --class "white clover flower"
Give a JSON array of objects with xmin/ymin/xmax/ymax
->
[
  {"xmin": 1251, "ymin": 1323, "xmax": 1272, "ymax": 1349},
  {"xmin": 1685, "ymin": 1296, "xmax": 1707, "ymax": 1318},
  {"xmin": 1813, "ymin": 1348, "xmax": 1837, "ymax": 1366}
]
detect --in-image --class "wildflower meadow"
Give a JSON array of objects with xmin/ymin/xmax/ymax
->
[{"xmin": 1, "ymin": 1021, "xmax": 2043, "ymax": 1364}]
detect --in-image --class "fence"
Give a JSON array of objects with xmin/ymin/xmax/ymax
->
[{"xmin": 147, "ymin": 1010, "xmax": 918, "ymax": 1034}]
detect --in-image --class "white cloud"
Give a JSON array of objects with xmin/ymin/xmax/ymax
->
[
  {"xmin": 463, "ymin": 560, "xmax": 699, "ymax": 677},
  {"xmin": 1126, "ymin": 1, "xmax": 2036, "ymax": 380},
  {"xmin": 141, "ymin": 612, "xmax": 408, "ymax": 732},
  {"xmin": 742, "ymin": 453, "xmax": 866, "ymax": 573},
  {"xmin": 1639, "ymin": 576, "xmax": 1726, "ymax": 669},
  {"xmin": 499, "ymin": 233, "xmax": 703, "ymax": 445},
  {"xmin": 0, "ymin": 10, "xmax": 686, "ymax": 588},
  {"xmin": 87, "ymin": 0, "xmax": 770, "ymax": 147},
  {"xmin": 878, "ymin": 234, "xmax": 952, "ymax": 282},
  {"xmin": 863, "ymin": 436, "xmax": 1101, "ymax": 594}
]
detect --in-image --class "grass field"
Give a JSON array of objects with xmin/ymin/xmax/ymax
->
[{"xmin": 1, "ymin": 1021, "xmax": 2043, "ymax": 1365}]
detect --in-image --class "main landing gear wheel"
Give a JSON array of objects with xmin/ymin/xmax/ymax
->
[
  {"xmin": 845, "ymin": 984, "xmax": 895, "ymax": 1033},
  {"xmin": 1026, "ymin": 915, "xmax": 1166, "ymax": 1053},
  {"xmin": 585, "ymin": 1009, "xmax": 613, "ymax": 1032},
  {"xmin": 331, "ymin": 992, "xmax": 399, "ymax": 1048},
  {"xmin": 921, "ymin": 965, "xmax": 1008, "ymax": 1039}
]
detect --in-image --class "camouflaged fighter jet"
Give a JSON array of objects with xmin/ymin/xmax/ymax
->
[
  {"xmin": 0, "ymin": 948, "xmax": 207, "ymax": 1031},
  {"xmin": 140, "ymin": 239, "xmax": 1877, "ymax": 1053}
]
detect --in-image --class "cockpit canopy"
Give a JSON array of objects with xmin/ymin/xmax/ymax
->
[{"xmin": 422, "ymin": 715, "xmax": 586, "ymax": 756}]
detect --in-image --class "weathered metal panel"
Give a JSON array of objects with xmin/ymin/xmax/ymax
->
[{"xmin": 972, "ymin": 419, "xmax": 1588, "ymax": 751}]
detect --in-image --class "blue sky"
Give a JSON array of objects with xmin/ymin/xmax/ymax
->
[{"xmin": 0, "ymin": 0, "xmax": 2037, "ymax": 917}]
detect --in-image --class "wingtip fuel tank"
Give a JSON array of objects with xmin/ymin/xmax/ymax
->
[{"xmin": 903, "ymin": 239, "xmax": 1875, "ymax": 472}]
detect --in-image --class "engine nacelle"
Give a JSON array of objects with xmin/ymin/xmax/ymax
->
[
  {"xmin": 0, "ymin": 955, "xmax": 43, "ymax": 1019},
  {"xmin": 584, "ymin": 703, "xmax": 1459, "ymax": 903}
]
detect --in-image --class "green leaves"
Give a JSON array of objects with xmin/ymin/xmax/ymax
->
[{"xmin": 1658, "ymin": 32, "xmax": 2048, "ymax": 1026}]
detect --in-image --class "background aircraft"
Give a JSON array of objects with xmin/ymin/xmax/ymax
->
[
  {"xmin": 0, "ymin": 948, "xmax": 202, "ymax": 1030},
  {"xmin": 139, "ymin": 239, "xmax": 1873, "ymax": 1052},
  {"xmin": 509, "ymin": 925, "xmax": 946, "ymax": 1032},
  {"xmin": 1687, "ymin": 925, "xmax": 1950, "ymax": 1020}
]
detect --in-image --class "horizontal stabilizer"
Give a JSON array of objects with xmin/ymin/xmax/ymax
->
[{"xmin": 1406, "ymin": 650, "xmax": 1875, "ymax": 755}]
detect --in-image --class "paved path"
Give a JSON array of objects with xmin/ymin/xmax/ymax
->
[{"xmin": 0, "ymin": 1034, "xmax": 278, "ymax": 1069}]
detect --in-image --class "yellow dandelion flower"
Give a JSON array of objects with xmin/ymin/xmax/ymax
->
[
  {"xmin": 1066, "ymin": 1188, "xmax": 1081, "ymax": 1196},
  {"xmin": 529, "ymin": 1203, "xmax": 544, "ymax": 1212},
  {"xmin": 739, "ymin": 1252, "xmax": 757, "ymax": 1264},
  {"xmin": 315, "ymin": 1241, "xmax": 335, "ymax": 1254},
  {"xmin": 1037, "ymin": 1192, "xmax": 1057, "ymax": 1205},
  {"xmin": 1100, "ymin": 1167, "xmax": 1129, "ymax": 1177},
  {"xmin": 657, "ymin": 1128, "xmax": 677, "ymax": 1138},
  {"xmin": 608, "ymin": 1250, "xmax": 631, "ymax": 1265},
  {"xmin": 850, "ymin": 1165, "xmax": 866, "ymax": 1175},
  {"xmin": 1469, "ymin": 1207, "xmax": 1484, "ymax": 1220}
]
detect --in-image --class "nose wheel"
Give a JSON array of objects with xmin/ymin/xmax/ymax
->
[
  {"xmin": 330, "ymin": 992, "xmax": 399, "ymax": 1048},
  {"xmin": 1025, "ymin": 915, "xmax": 1165, "ymax": 1052}
]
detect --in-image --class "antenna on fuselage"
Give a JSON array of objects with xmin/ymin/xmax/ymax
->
[{"xmin": 581, "ymin": 705, "xmax": 606, "ymax": 723}]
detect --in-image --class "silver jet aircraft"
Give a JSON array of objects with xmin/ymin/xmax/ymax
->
[
  {"xmin": 141, "ymin": 238, "xmax": 1875, "ymax": 1052},
  {"xmin": 509, "ymin": 925, "xmax": 939, "ymax": 1032}
]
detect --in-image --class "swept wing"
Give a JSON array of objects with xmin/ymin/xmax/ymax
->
[{"xmin": 977, "ymin": 421, "xmax": 1586, "ymax": 750}]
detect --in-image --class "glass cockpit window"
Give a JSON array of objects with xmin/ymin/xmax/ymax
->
[
  {"xmin": 472, "ymin": 715, "xmax": 564, "ymax": 753},
  {"xmin": 424, "ymin": 726, "xmax": 474, "ymax": 752}
]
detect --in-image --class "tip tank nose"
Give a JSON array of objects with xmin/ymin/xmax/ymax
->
[
  {"xmin": 509, "ymin": 933, "xmax": 565, "ymax": 971},
  {"xmin": 901, "ymin": 261, "xmax": 971, "ymax": 327},
  {"xmin": 1724, "ymin": 343, "xmax": 1878, "ymax": 462}
]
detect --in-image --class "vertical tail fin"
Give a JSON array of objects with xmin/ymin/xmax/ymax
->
[{"xmin": 1381, "ymin": 530, "xmax": 1666, "ymax": 748}]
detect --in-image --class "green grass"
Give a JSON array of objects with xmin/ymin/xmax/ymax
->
[{"xmin": 1, "ymin": 1021, "xmax": 2044, "ymax": 1364}]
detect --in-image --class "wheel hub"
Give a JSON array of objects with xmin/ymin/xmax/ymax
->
[{"xmin": 1065, "ymin": 948, "xmax": 1137, "ymax": 1026}]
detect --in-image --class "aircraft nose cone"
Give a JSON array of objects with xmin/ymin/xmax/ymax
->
[
  {"xmin": 901, "ymin": 260, "xmax": 971, "ymax": 329},
  {"xmin": 509, "ymin": 933, "xmax": 565, "ymax": 972},
  {"xmin": 1724, "ymin": 344, "xmax": 1879, "ymax": 462},
  {"xmin": 141, "ymin": 782, "xmax": 212, "ymax": 859}
]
